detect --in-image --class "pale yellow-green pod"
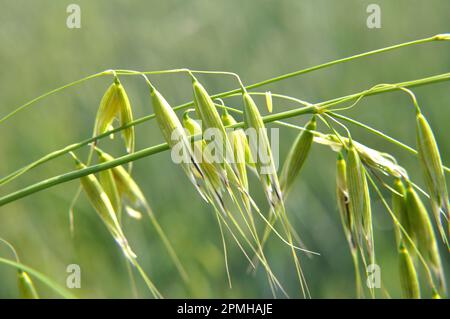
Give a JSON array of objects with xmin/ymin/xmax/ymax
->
[
  {"xmin": 398, "ymin": 243, "xmax": 421, "ymax": 299},
  {"xmin": 72, "ymin": 153, "xmax": 136, "ymax": 261},
  {"xmin": 392, "ymin": 178, "xmax": 410, "ymax": 246},
  {"xmin": 279, "ymin": 116, "xmax": 316, "ymax": 196},
  {"xmin": 416, "ymin": 112, "xmax": 449, "ymax": 242},
  {"xmin": 117, "ymin": 83, "xmax": 135, "ymax": 154},
  {"xmin": 405, "ymin": 183, "xmax": 445, "ymax": 293},
  {"xmin": 346, "ymin": 141, "xmax": 373, "ymax": 263},
  {"xmin": 242, "ymin": 91, "xmax": 283, "ymax": 213},
  {"xmin": 17, "ymin": 270, "xmax": 39, "ymax": 299},
  {"xmin": 98, "ymin": 164, "xmax": 122, "ymax": 217}
]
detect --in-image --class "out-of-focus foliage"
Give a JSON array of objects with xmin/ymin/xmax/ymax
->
[{"xmin": 0, "ymin": 0, "xmax": 448, "ymax": 298}]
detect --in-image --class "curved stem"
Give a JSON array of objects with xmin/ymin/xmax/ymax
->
[
  {"xmin": 0, "ymin": 71, "xmax": 108, "ymax": 124},
  {"xmin": 0, "ymin": 257, "xmax": 77, "ymax": 299},
  {"xmin": 2, "ymin": 35, "xmax": 443, "ymax": 125},
  {"xmin": 1, "ymin": 73, "xmax": 450, "ymax": 205},
  {"xmin": 0, "ymin": 237, "xmax": 20, "ymax": 262},
  {"xmin": 2, "ymin": 72, "xmax": 449, "ymax": 188}
]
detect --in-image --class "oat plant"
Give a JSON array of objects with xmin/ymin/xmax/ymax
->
[{"xmin": 0, "ymin": 34, "xmax": 449, "ymax": 299}]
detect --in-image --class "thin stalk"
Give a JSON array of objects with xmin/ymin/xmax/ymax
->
[
  {"xmin": 2, "ymin": 72, "xmax": 449, "ymax": 187},
  {"xmin": 0, "ymin": 71, "xmax": 108, "ymax": 124},
  {"xmin": 2, "ymin": 71, "xmax": 450, "ymax": 206}
]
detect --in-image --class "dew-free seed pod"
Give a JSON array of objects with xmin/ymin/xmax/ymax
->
[
  {"xmin": 192, "ymin": 79, "xmax": 233, "ymax": 169},
  {"xmin": 117, "ymin": 83, "xmax": 135, "ymax": 154},
  {"xmin": 149, "ymin": 84, "xmax": 210, "ymax": 202},
  {"xmin": 336, "ymin": 152, "xmax": 362, "ymax": 297},
  {"xmin": 71, "ymin": 153, "xmax": 136, "ymax": 261},
  {"xmin": 405, "ymin": 183, "xmax": 445, "ymax": 293},
  {"xmin": 221, "ymin": 110, "xmax": 249, "ymax": 190},
  {"xmin": 98, "ymin": 163, "xmax": 122, "ymax": 217},
  {"xmin": 94, "ymin": 78, "xmax": 135, "ymax": 153},
  {"xmin": 183, "ymin": 111, "xmax": 224, "ymax": 191},
  {"xmin": 17, "ymin": 270, "xmax": 39, "ymax": 299},
  {"xmin": 416, "ymin": 111, "xmax": 449, "ymax": 242},
  {"xmin": 96, "ymin": 149, "xmax": 142, "ymax": 219},
  {"xmin": 221, "ymin": 109, "xmax": 255, "ymax": 171},
  {"xmin": 242, "ymin": 91, "xmax": 283, "ymax": 213},
  {"xmin": 336, "ymin": 152, "xmax": 353, "ymax": 244},
  {"xmin": 346, "ymin": 140, "xmax": 373, "ymax": 263},
  {"xmin": 221, "ymin": 109, "xmax": 253, "ymax": 211},
  {"xmin": 95, "ymin": 147, "xmax": 188, "ymax": 281},
  {"xmin": 392, "ymin": 178, "xmax": 410, "ymax": 245},
  {"xmin": 279, "ymin": 116, "xmax": 316, "ymax": 195},
  {"xmin": 265, "ymin": 91, "xmax": 273, "ymax": 113},
  {"xmin": 398, "ymin": 242, "xmax": 421, "ymax": 299}
]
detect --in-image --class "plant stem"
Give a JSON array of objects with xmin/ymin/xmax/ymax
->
[
  {"xmin": 2, "ymin": 35, "xmax": 444, "ymax": 125},
  {"xmin": 0, "ymin": 71, "xmax": 108, "ymax": 124},
  {"xmin": 1, "ymin": 72, "xmax": 450, "ymax": 206}
]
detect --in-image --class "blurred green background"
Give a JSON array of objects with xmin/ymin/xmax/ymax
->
[{"xmin": 0, "ymin": 0, "xmax": 449, "ymax": 298}]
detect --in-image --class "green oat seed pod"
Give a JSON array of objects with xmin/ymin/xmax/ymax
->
[
  {"xmin": 71, "ymin": 153, "xmax": 136, "ymax": 261},
  {"xmin": 17, "ymin": 270, "xmax": 39, "ymax": 299},
  {"xmin": 94, "ymin": 78, "xmax": 135, "ymax": 154},
  {"xmin": 416, "ymin": 111, "xmax": 449, "ymax": 244},
  {"xmin": 405, "ymin": 183, "xmax": 446, "ymax": 293},
  {"xmin": 392, "ymin": 178, "xmax": 410, "ymax": 246},
  {"xmin": 279, "ymin": 116, "xmax": 316, "ymax": 195},
  {"xmin": 346, "ymin": 140, "xmax": 374, "ymax": 264},
  {"xmin": 243, "ymin": 91, "xmax": 283, "ymax": 214},
  {"xmin": 398, "ymin": 242, "xmax": 421, "ymax": 299}
]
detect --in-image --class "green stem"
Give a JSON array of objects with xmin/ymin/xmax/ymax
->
[
  {"xmin": 2, "ymin": 72, "xmax": 450, "ymax": 206},
  {"xmin": 0, "ymin": 72, "xmax": 108, "ymax": 124},
  {"xmin": 1, "ymin": 35, "xmax": 444, "ymax": 127},
  {"xmin": 0, "ymin": 257, "xmax": 77, "ymax": 299}
]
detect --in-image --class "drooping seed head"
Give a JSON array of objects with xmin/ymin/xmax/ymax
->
[
  {"xmin": 17, "ymin": 270, "xmax": 39, "ymax": 299},
  {"xmin": 346, "ymin": 141, "xmax": 373, "ymax": 262},
  {"xmin": 405, "ymin": 183, "xmax": 445, "ymax": 292},
  {"xmin": 336, "ymin": 152, "xmax": 356, "ymax": 251},
  {"xmin": 392, "ymin": 178, "xmax": 410, "ymax": 245},
  {"xmin": 243, "ymin": 91, "xmax": 283, "ymax": 213},
  {"xmin": 279, "ymin": 116, "xmax": 316, "ymax": 195},
  {"xmin": 117, "ymin": 83, "xmax": 135, "ymax": 154},
  {"xmin": 398, "ymin": 242, "xmax": 420, "ymax": 299},
  {"xmin": 71, "ymin": 152, "xmax": 136, "ymax": 261},
  {"xmin": 149, "ymin": 85, "xmax": 210, "ymax": 203},
  {"xmin": 94, "ymin": 78, "xmax": 135, "ymax": 153},
  {"xmin": 96, "ymin": 148, "xmax": 146, "ymax": 209},
  {"xmin": 98, "ymin": 163, "xmax": 122, "ymax": 216},
  {"xmin": 265, "ymin": 91, "xmax": 273, "ymax": 113},
  {"xmin": 416, "ymin": 112, "xmax": 449, "ymax": 242},
  {"xmin": 221, "ymin": 110, "xmax": 255, "ymax": 169}
]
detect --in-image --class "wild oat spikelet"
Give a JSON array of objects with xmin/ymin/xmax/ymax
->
[
  {"xmin": 392, "ymin": 178, "xmax": 411, "ymax": 246},
  {"xmin": 17, "ymin": 270, "xmax": 39, "ymax": 299},
  {"xmin": 416, "ymin": 111, "xmax": 449, "ymax": 243},
  {"xmin": 346, "ymin": 140, "xmax": 374, "ymax": 264},
  {"xmin": 279, "ymin": 116, "xmax": 316, "ymax": 195},
  {"xmin": 398, "ymin": 242, "xmax": 421, "ymax": 299},
  {"xmin": 242, "ymin": 91, "xmax": 283, "ymax": 214},
  {"xmin": 405, "ymin": 183, "xmax": 446, "ymax": 293},
  {"xmin": 149, "ymin": 84, "xmax": 209, "ymax": 203},
  {"xmin": 94, "ymin": 77, "xmax": 135, "ymax": 153},
  {"xmin": 71, "ymin": 153, "xmax": 136, "ymax": 261}
]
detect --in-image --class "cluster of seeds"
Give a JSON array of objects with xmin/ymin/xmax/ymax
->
[
  {"xmin": 55, "ymin": 73, "xmax": 450, "ymax": 298},
  {"xmin": 1, "ymin": 49, "xmax": 448, "ymax": 298}
]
